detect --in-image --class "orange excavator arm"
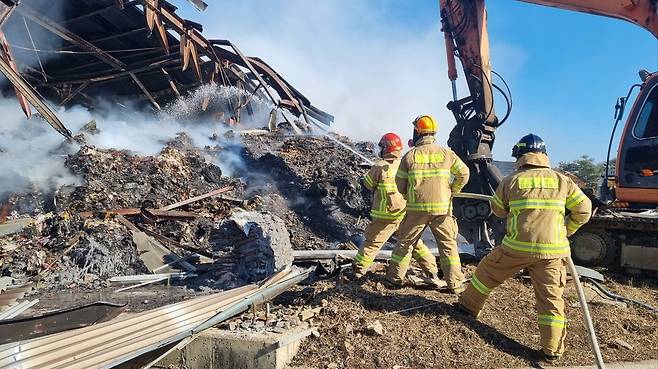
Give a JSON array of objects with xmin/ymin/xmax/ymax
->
[
  {"xmin": 439, "ymin": 0, "xmax": 658, "ymax": 257},
  {"xmin": 517, "ymin": 0, "xmax": 658, "ymax": 38}
]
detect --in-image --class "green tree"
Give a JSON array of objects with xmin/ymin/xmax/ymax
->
[{"xmin": 557, "ymin": 155, "xmax": 605, "ymax": 188}]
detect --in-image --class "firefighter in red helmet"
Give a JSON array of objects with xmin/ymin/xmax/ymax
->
[{"xmin": 353, "ymin": 133, "xmax": 440, "ymax": 284}]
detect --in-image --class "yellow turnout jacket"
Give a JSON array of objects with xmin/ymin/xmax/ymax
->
[
  {"xmin": 491, "ymin": 152, "xmax": 592, "ymax": 258},
  {"xmin": 395, "ymin": 136, "xmax": 470, "ymax": 215}
]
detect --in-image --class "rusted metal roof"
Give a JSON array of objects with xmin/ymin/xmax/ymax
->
[
  {"xmin": 0, "ymin": 268, "xmax": 309, "ymax": 369},
  {"xmin": 0, "ymin": 0, "xmax": 333, "ymax": 138}
]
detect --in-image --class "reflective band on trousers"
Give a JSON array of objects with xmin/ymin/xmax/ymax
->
[
  {"xmin": 354, "ymin": 252, "xmax": 375, "ymax": 268},
  {"xmin": 414, "ymin": 152, "xmax": 444, "ymax": 164},
  {"xmin": 440, "ymin": 256, "xmax": 460, "ymax": 266},
  {"xmin": 470, "ymin": 274, "xmax": 491, "ymax": 295},
  {"xmin": 538, "ymin": 314, "xmax": 567, "ymax": 328},
  {"xmin": 413, "ymin": 245, "xmax": 432, "ymax": 259},
  {"xmin": 566, "ymin": 191, "xmax": 587, "ymax": 210},
  {"xmin": 509, "ymin": 199, "xmax": 565, "ymax": 212},
  {"xmin": 370, "ymin": 210, "xmax": 405, "ymax": 220},
  {"xmin": 390, "ymin": 253, "xmax": 411, "ymax": 265},
  {"xmin": 518, "ymin": 177, "xmax": 559, "ymax": 189},
  {"xmin": 502, "ymin": 236, "xmax": 570, "ymax": 254}
]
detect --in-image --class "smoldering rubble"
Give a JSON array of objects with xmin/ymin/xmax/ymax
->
[{"xmin": 0, "ymin": 117, "xmax": 375, "ymax": 291}]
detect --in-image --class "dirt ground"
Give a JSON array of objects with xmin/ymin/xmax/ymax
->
[{"xmin": 286, "ymin": 266, "xmax": 658, "ymax": 369}]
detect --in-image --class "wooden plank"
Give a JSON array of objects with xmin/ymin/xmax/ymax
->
[{"xmin": 159, "ymin": 186, "xmax": 233, "ymax": 211}]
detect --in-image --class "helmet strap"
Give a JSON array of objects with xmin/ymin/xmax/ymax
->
[{"xmin": 412, "ymin": 130, "xmax": 422, "ymax": 145}]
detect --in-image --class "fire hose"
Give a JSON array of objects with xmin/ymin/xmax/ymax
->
[{"xmin": 455, "ymin": 193, "xmax": 606, "ymax": 369}]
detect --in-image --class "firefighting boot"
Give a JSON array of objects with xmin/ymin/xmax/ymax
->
[
  {"xmin": 541, "ymin": 352, "xmax": 561, "ymax": 364},
  {"xmin": 454, "ymin": 302, "xmax": 481, "ymax": 320}
]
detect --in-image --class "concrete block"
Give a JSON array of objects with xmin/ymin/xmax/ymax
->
[{"xmin": 155, "ymin": 326, "xmax": 311, "ymax": 369}]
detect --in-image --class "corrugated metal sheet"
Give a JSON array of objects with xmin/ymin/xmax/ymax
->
[
  {"xmin": 0, "ymin": 284, "xmax": 33, "ymax": 311},
  {"xmin": 0, "ymin": 268, "xmax": 307, "ymax": 369}
]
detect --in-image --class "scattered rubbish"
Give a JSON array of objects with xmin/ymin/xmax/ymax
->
[
  {"xmin": 610, "ymin": 338, "xmax": 634, "ymax": 351},
  {"xmin": 365, "ymin": 320, "xmax": 384, "ymax": 336},
  {"xmin": 299, "ymin": 307, "xmax": 323, "ymax": 322}
]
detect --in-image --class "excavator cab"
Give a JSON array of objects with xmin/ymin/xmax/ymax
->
[{"xmin": 615, "ymin": 72, "xmax": 658, "ymax": 206}]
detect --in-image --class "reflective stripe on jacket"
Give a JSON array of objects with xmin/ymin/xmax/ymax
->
[
  {"xmin": 491, "ymin": 152, "xmax": 592, "ymax": 259},
  {"xmin": 395, "ymin": 136, "xmax": 470, "ymax": 215},
  {"xmin": 362, "ymin": 157, "xmax": 406, "ymax": 220}
]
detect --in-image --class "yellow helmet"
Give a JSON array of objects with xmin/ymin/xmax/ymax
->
[{"xmin": 413, "ymin": 115, "xmax": 438, "ymax": 134}]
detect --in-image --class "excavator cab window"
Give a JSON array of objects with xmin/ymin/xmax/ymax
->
[
  {"xmin": 619, "ymin": 79, "xmax": 658, "ymax": 191},
  {"xmin": 634, "ymin": 88, "xmax": 658, "ymax": 138}
]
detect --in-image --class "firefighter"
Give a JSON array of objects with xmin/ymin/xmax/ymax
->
[
  {"xmin": 458, "ymin": 133, "xmax": 592, "ymax": 363},
  {"xmin": 386, "ymin": 115, "xmax": 470, "ymax": 292},
  {"xmin": 353, "ymin": 133, "xmax": 439, "ymax": 283}
]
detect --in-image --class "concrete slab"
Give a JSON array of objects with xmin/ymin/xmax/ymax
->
[{"xmin": 154, "ymin": 326, "xmax": 313, "ymax": 369}]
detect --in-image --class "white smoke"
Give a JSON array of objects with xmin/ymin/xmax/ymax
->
[
  {"xmin": 0, "ymin": 85, "xmax": 274, "ymax": 197},
  {"xmin": 172, "ymin": 0, "xmax": 527, "ymax": 158},
  {"xmin": 175, "ymin": 0, "xmax": 454, "ymax": 144}
]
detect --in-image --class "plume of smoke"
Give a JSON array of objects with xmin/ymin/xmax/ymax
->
[
  {"xmin": 0, "ymin": 100, "xmax": 83, "ymax": 198},
  {"xmin": 0, "ymin": 85, "xmax": 274, "ymax": 198},
  {"xmin": 185, "ymin": 0, "xmax": 454, "ymax": 145}
]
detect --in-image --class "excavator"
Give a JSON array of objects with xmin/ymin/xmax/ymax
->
[{"xmin": 440, "ymin": 0, "xmax": 658, "ymax": 273}]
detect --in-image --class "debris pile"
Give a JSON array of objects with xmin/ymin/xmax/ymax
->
[
  {"xmin": 0, "ymin": 122, "xmax": 374, "ymax": 293},
  {"xmin": 240, "ymin": 132, "xmax": 373, "ymax": 249}
]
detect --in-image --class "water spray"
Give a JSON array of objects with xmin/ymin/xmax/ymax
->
[{"xmin": 309, "ymin": 121, "xmax": 375, "ymax": 165}]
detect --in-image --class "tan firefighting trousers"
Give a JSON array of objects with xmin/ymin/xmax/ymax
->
[
  {"xmin": 386, "ymin": 213, "xmax": 462, "ymax": 287},
  {"xmin": 353, "ymin": 218, "xmax": 436, "ymax": 277},
  {"xmin": 459, "ymin": 247, "xmax": 568, "ymax": 356}
]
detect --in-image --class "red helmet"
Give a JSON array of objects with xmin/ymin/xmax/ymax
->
[{"xmin": 378, "ymin": 133, "xmax": 403, "ymax": 154}]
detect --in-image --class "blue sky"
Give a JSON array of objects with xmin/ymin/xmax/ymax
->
[{"xmin": 174, "ymin": 0, "xmax": 657, "ymax": 164}]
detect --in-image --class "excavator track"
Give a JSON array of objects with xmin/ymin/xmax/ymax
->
[{"xmin": 572, "ymin": 208, "xmax": 658, "ymax": 273}]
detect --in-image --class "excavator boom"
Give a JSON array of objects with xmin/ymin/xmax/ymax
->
[
  {"xmin": 440, "ymin": 0, "xmax": 658, "ymax": 259},
  {"xmin": 517, "ymin": 0, "xmax": 658, "ymax": 39}
]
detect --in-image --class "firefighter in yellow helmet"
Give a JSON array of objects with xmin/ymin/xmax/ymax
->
[
  {"xmin": 458, "ymin": 134, "xmax": 592, "ymax": 363},
  {"xmin": 386, "ymin": 116, "xmax": 470, "ymax": 292},
  {"xmin": 353, "ymin": 133, "xmax": 440, "ymax": 285}
]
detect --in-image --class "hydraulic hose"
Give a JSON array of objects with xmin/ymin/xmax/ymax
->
[{"xmin": 584, "ymin": 277, "xmax": 658, "ymax": 313}]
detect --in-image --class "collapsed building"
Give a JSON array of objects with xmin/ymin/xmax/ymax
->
[{"xmin": 0, "ymin": 2, "xmax": 656, "ymax": 369}]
